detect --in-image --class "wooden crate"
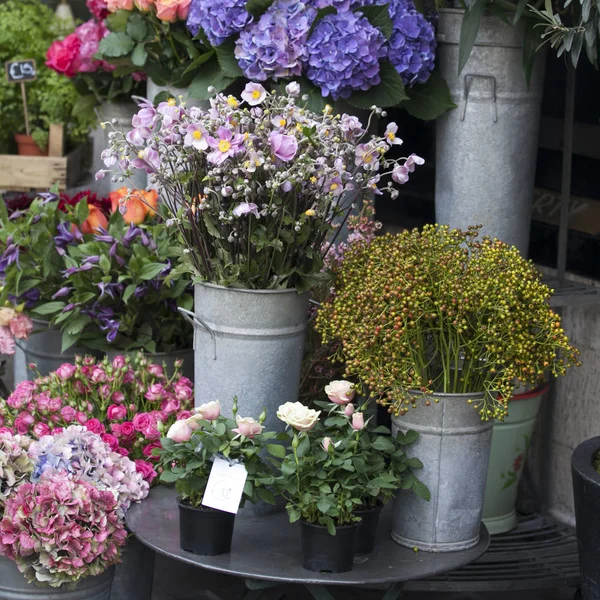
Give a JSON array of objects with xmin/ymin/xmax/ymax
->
[{"xmin": 0, "ymin": 125, "xmax": 88, "ymax": 192}]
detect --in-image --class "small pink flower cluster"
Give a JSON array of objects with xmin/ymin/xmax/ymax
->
[
  {"xmin": 324, "ymin": 380, "xmax": 365, "ymax": 430},
  {"xmin": 0, "ymin": 308, "xmax": 33, "ymax": 356},
  {"xmin": 0, "ymin": 354, "xmax": 194, "ymax": 484},
  {"xmin": 0, "ymin": 471, "xmax": 127, "ymax": 587}
]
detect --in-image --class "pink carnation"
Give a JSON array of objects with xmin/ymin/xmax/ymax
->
[
  {"xmin": 9, "ymin": 314, "xmax": 33, "ymax": 340},
  {"xmin": 0, "ymin": 326, "xmax": 15, "ymax": 355}
]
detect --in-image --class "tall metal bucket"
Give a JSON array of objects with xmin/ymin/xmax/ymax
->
[
  {"xmin": 180, "ymin": 283, "xmax": 309, "ymax": 433},
  {"xmin": 0, "ymin": 557, "xmax": 114, "ymax": 599},
  {"xmin": 15, "ymin": 319, "xmax": 95, "ymax": 380},
  {"xmin": 435, "ymin": 9, "xmax": 546, "ymax": 256},
  {"xmin": 391, "ymin": 391, "xmax": 493, "ymax": 551}
]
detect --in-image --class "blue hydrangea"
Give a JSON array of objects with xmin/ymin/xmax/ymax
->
[
  {"xmin": 303, "ymin": 11, "xmax": 386, "ymax": 100},
  {"xmin": 186, "ymin": 0, "xmax": 253, "ymax": 47},
  {"xmin": 235, "ymin": 0, "xmax": 317, "ymax": 81},
  {"xmin": 387, "ymin": 8, "xmax": 436, "ymax": 86}
]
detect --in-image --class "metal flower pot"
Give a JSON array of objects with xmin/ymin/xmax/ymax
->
[
  {"xmin": 482, "ymin": 384, "xmax": 547, "ymax": 534},
  {"xmin": 96, "ymin": 101, "xmax": 148, "ymax": 194},
  {"xmin": 435, "ymin": 9, "xmax": 546, "ymax": 255},
  {"xmin": 106, "ymin": 348, "xmax": 194, "ymax": 381},
  {"xmin": 391, "ymin": 391, "xmax": 493, "ymax": 551},
  {"xmin": 0, "ymin": 556, "xmax": 114, "ymax": 599},
  {"xmin": 110, "ymin": 537, "xmax": 154, "ymax": 600},
  {"xmin": 571, "ymin": 436, "xmax": 600, "ymax": 600},
  {"xmin": 180, "ymin": 283, "xmax": 309, "ymax": 433},
  {"xmin": 15, "ymin": 319, "xmax": 95, "ymax": 381}
]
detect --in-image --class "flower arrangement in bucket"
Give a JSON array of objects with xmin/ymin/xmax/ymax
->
[
  {"xmin": 316, "ymin": 224, "xmax": 581, "ymax": 551},
  {"xmin": 157, "ymin": 398, "xmax": 280, "ymax": 556},
  {"xmin": 0, "ymin": 426, "xmax": 148, "ymax": 589},
  {"xmin": 275, "ymin": 383, "xmax": 426, "ymax": 572},
  {"xmin": 0, "ymin": 352, "xmax": 195, "ymax": 484}
]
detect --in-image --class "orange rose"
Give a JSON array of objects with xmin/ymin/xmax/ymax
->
[
  {"xmin": 155, "ymin": 0, "xmax": 191, "ymax": 22},
  {"xmin": 111, "ymin": 188, "xmax": 159, "ymax": 225},
  {"xmin": 82, "ymin": 204, "xmax": 108, "ymax": 234}
]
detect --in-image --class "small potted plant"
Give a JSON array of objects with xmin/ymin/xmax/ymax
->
[
  {"xmin": 158, "ymin": 399, "xmax": 279, "ymax": 556},
  {"xmin": 319, "ymin": 380, "xmax": 429, "ymax": 555},
  {"xmin": 317, "ymin": 225, "xmax": 580, "ymax": 551}
]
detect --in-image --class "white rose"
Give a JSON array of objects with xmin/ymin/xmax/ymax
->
[
  {"xmin": 324, "ymin": 380, "xmax": 355, "ymax": 405},
  {"xmin": 277, "ymin": 402, "xmax": 320, "ymax": 432},
  {"xmin": 0, "ymin": 308, "xmax": 16, "ymax": 327}
]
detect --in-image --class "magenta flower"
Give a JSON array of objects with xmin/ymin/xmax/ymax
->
[
  {"xmin": 269, "ymin": 131, "xmax": 298, "ymax": 162},
  {"xmin": 206, "ymin": 127, "xmax": 245, "ymax": 165}
]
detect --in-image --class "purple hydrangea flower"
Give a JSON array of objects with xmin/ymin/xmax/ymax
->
[
  {"xmin": 187, "ymin": 0, "xmax": 253, "ymax": 47},
  {"xmin": 304, "ymin": 11, "xmax": 386, "ymax": 100},
  {"xmin": 235, "ymin": 0, "xmax": 317, "ymax": 82}
]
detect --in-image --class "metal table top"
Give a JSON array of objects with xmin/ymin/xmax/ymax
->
[{"xmin": 126, "ymin": 486, "xmax": 490, "ymax": 587}]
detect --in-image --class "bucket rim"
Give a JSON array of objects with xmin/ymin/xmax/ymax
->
[{"xmin": 195, "ymin": 281, "xmax": 307, "ymax": 296}]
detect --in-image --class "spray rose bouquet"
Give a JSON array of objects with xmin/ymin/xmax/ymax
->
[
  {"xmin": 158, "ymin": 398, "xmax": 280, "ymax": 507},
  {"xmin": 100, "ymin": 82, "xmax": 423, "ymax": 290},
  {"xmin": 0, "ymin": 353, "xmax": 195, "ymax": 484}
]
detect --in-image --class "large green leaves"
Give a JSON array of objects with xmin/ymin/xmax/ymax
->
[
  {"xmin": 98, "ymin": 32, "xmax": 135, "ymax": 58},
  {"xmin": 188, "ymin": 58, "xmax": 238, "ymax": 100},
  {"xmin": 347, "ymin": 61, "xmax": 407, "ymax": 109},
  {"xmin": 458, "ymin": 0, "xmax": 488, "ymax": 75},
  {"xmin": 400, "ymin": 71, "xmax": 456, "ymax": 120}
]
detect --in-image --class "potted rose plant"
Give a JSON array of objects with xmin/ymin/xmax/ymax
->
[
  {"xmin": 100, "ymin": 82, "xmax": 422, "ymax": 430},
  {"xmin": 317, "ymin": 225, "xmax": 580, "ymax": 551},
  {"xmin": 157, "ymin": 398, "xmax": 279, "ymax": 555}
]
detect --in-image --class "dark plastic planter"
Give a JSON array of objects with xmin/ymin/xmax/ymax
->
[
  {"xmin": 178, "ymin": 500, "xmax": 235, "ymax": 556},
  {"xmin": 571, "ymin": 436, "xmax": 600, "ymax": 600},
  {"xmin": 354, "ymin": 503, "xmax": 383, "ymax": 555},
  {"xmin": 300, "ymin": 521, "xmax": 359, "ymax": 573}
]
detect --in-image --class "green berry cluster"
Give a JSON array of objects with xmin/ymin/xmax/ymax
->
[{"xmin": 316, "ymin": 225, "xmax": 581, "ymax": 421}]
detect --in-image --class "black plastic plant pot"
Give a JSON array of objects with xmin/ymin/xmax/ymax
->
[
  {"xmin": 300, "ymin": 521, "xmax": 359, "ymax": 573},
  {"xmin": 571, "ymin": 436, "xmax": 600, "ymax": 600},
  {"xmin": 178, "ymin": 499, "xmax": 235, "ymax": 556},
  {"xmin": 354, "ymin": 503, "xmax": 383, "ymax": 555}
]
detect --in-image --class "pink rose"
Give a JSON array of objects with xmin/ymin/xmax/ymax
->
[
  {"xmin": 45, "ymin": 33, "xmax": 81, "ymax": 77},
  {"xmin": 322, "ymin": 437, "xmax": 332, "ymax": 452},
  {"xmin": 91, "ymin": 367, "xmax": 107, "ymax": 383},
  {"xmin": 174, "ymin": 382, "xmax": 193, "ymax": 402},
  {"xmin": 87, "ymin": 0, "xmax": 109, "ymax": 20},
  {"xmin": 106, "ymin": 0, "xmax": 134, "ymax": 11},
  {"xmin": 147, "ymin": 363, "xmax": 164, "ymax": 377},
  {"xmin": 351, "ymin": 412, "xmax": 365, "ymax": 431},
  {"xmin": 107, "ymin": 404, "xmax": 127, "ymax": 421},
  {"xmin": 101, "ymin": 433, "xmax": 120, "ymax": 451},
  {"xmin": 231, "ymin": 415, "xmax": 263, "ymax": 439},
  {"xmin": 195, "ymin": 400, "xmax": 220, "ymax": 421},
  {"xmin": 33, "ymin": 423, "xmax": 51, "ymax": 438},
  {"xmin": 133, "ymin": 413, "xmax": 153, "ymax": 433},
  {"xmin": 111, "ymin": 391, "xmax": 125, "ymax": 404},
  {"xmin": 0, "ymin": 427, "xmax": 14, "ymax": 435},
  {"xmin": 56, "ymin": 363, "xmax": 77, "ymax": 381},
  {"xmin": 99, "ymin": 384, "xmax": 112, "ymax": 398},
  {"xmin": 0, "ymin": 327, "xmax": 15, "ymax": 355},
  {"xmin": 269, "ymin": 131, "xmax": 298, "ymax": 162},
  {"xmin": 160, "ymin": 398, "xmax": 181, "ymax": 414},
  {"xmin": 9, "ymin": 314, "xmax": 33, "ymax": 340},
  {"xmin": 47, "ymin": 397, "xmax": 63, "ymax": 412},
  {"xmin": 344, "ymin": 404, "xmax": 355, "ymax": 417},
  {"xmin": 116, "ymin": 447, "xmax": 129, "ymax": 457},
  {"xmin": 142, "ymin": 442, "xmax": 161, "ymax": 460},
  {"xmin": 110, "ymin": 423, "xmax": 122, "ymax": 437},
  {"xmin": 145, "ymin": 383, "xmax": 165, "ymax": 402},
  {"xmin": 167, "ymin": 420, "xmax": 192, "ymax": 442},
  {"xmin": 135, "ymin": 0, "xmax": 155, "ymax": 10},
  {"xmin": 85, "ymin": 418, "xmax": 105, "ymax": 435},
  {"xmin": 120, "ymin": 422, "xmax": 136, "ymax": 441},
  {"xmin": 60, "ymin": 406, "xmax": 77, "ymax": 422},
  {"xmin": 123, "ymin": 368, "xmax": 135, "ymax": 384},
  {"xmin": 176, "ymin": 410, "xmax": 192, "ymax": 420},
  {"xmin": 112, "ymin": 356, "xmax": 126, "ymax": 370},
  {"xmin": 143, "ymin": 425, "xmax": 161, "ymax": 441},
  {"xmin": 76, "ymin": 411, "xmax": 89, "ymax": 425},
  {"xmin": 14, "ymin": 417, "xmax": 30, "ymax": 435},
  {"xmin": 73, "ymin": 380, "xmax": 87, "ymax": 395},
  {"xmin": 135, "ymin": 459, "xmax": 157, "ymax": 483},
  {"xmin": 324, "ymin": 380, "xmax": 356, "ymax": 405},
  {"xmin": 155, "ymin": 0, "xmax": 190, "ymax": 22}
]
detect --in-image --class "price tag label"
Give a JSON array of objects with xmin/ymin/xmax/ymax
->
[
  {"xmin": 5, "ymin": 60, "xmax": 37, "ymax": 83},
  {"xmin": 202, "ymin": 456, "xmax": 248, "ymax": 514}
]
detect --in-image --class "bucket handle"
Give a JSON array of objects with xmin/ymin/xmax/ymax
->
[
  {"xmin": 460, "ymin": 74, "xmax": 498, "ymax": 123},
  {"xmin": 178, "ymin": 308, "xmax": 217, "ymax": 360}
]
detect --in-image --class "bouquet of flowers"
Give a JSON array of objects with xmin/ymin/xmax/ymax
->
[
  {"xmin": 46, "ymin": 17, "xmax": 146, "ymax": 121},
  {"xmin": 100, "ymin": 83, "xmax": 423, "ymax": 290},
  {"xmin": 0, "ymin": 353, "xmax": 195, "ymax": 483}
]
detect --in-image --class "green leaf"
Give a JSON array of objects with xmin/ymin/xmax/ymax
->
[
  {"xmin": 371, "ymin": 436, "xmax": 396, "ymax": 452},
  {"xmin": 72, "ymin": 95, "xmax": 98, "ymax": 121},
  {"xmin": 214, "ymin": 40, "xmax": 244, "ymax": 78},
  {"xmin": 98, "ymin": 32, "xmax": 135, "ymax": 58},
  {"xmin": 106, "ymin": 9, "xmax": 131, "ymax": 33},
  {"xmin": 266, "ymin": 444, "xmax": 286, "ymax": 458},
  {"xmin": 66, "ymin": 314, "xmax": 92, "ymax": 335},
  {"xmin": 32, "ymin": 301, "xmax": 65, "ymax": 316},
  {"xmin": 61, "ymin": 330, "xmax": 79, "ymax": 353},
  {"xmin": 513, "ymin": 0, "xmax": 529, "ymax": 23},
  {"xmin": 406, "ymin": 457, "xmax": 423, "ymax": 469},
  {"xmin": 326, "ymin": 519, "xmax": 336, "ymax": 536},
  {"xmin": 99, "ymin": 254, "xmax": 111, "ymax": 274},
  {"xmin": 245, "ymin": 0, "xmax": 275, "ymax": 17},
  {"xmin": 138, "ymin": 263, "xmax": 168, "ymax": 280},
  {"xmin": 458, "ymin": 0, "xmax": 487, "ymax": 75},
  {"xmin": 522, "ymin": 19, "xmax": 540, "ymax": 88},
  {"xmin": 126, "ymin": 12, "xmax": 148, "ymax": 42},
  {"xmin": 131, "ymin": 43, "xmax": 148, "ymax": 67},
  {"xmin": 160, "ymin": 470, "xmax": 180, "ymax": 483},
  {"xmin": 183, "ymin": 50, "xmax": 216, "ymax": 76},
  {"xmin": 188, "ymin": 58, "xmax": 237, "ymax": 100},
  {"xmin": 398, "ymin": 429, "xmax": 419, "ymax": 445},
  {"xmin": 317, "ymin": 498, "xmax": 332, "ymax": 514},
  {"xmin": 347, "ymin": 61, "xmax": 407, "ymax": 109},
  {"xmin": 288, "ymin": 508, "xmax": 301, "ymax": 523},
  {"xmin": 123, "ymin": 283, "xmax": 137, "ymax": 304},
  {"xmin": 281, "ymin": 460, "xmax": 296, "ymax": 476},
  {"xmin": 356, "ymin": 4, "xmax": 393, "ymax": 39},
  {"xmin": 400, "ymin": 70, "xmax": 456, "ymax": 120},
  {"xmin": 411, "ymin": 478, "xmax": 431, "ymax": 501},
  {"xmin": 202, "ymin": 212, "xmax": 223, "ymax": 239}
]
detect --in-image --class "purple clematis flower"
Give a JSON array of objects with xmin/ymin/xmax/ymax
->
[
  {"xmin": 38, "ymin": 192, "xmax": 59, "ymax": 204},
  {"xmin": 62, "ymin": 263, "xmax": 95, "ymax": 277},
  {"xmin": 52, "ymin": 287, "xmax": 71, "ymax": 299},
  {"xmin": 134, "ymin": 285, "xmax": 148, "ymax": 299},
  {"xmin": 122, "ymin": 224, "xmax": 142, "ymax": 248},
  {"xmin": 8, "ymin": 288, "xmax": 40, "ymax": 308},
  {"xmin": 96, "ymin": 282, "xmax": 123, "ymax": 299},
  {"xmin": 54, "ymin": 223, "xmax": 83, "ymax": 249}
]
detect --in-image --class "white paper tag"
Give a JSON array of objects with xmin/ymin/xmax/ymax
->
[{"xmin": 201, "ymin": 456, "xmax": 248, "ymax": 514}]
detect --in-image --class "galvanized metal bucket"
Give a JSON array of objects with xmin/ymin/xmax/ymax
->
[
  {"xmin": 97, "ymin": 102, "xmax": 147, "ymax": 194},
  {"xmin": 391, "ymin": 391, "xmax": 493, "ymax": 551},
  {"xmin": 109, "ymin": 537, "xmax": 154, "ymax": 600},
  {"xmin": 482, "ymin": 384, "xmax": 546, "ymax": 534},
  {"xmin": 435, "ymin": 9, "xmax": 546, "ymax": 256},
  {"xmin": 106, "ymin": 349, "xmax": 194, "ymax": 382},
  {"xmin": 179, "ymin": 283, "xmax": 309, "ymax": 433},
  {"xmin": 15, "ymin": 319, "xmax": 95, "ymax": 381},
  {"xmin": 0, "ymin": 557, "xmax": 114, "ymax": 599}
]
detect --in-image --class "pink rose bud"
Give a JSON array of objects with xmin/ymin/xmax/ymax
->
[
  {"xmin": 147, "ymin": 364, "xmax": 164, "ymax": 378},
  {"xmin": 56, "ymin": 363, "xmax": 77, "ymax": 381},
  {"xmin": 322, "ymin": 437, "xmax": 332, "ymax": 452},
  {"xmin": 167, "ymin": 419, "xmax": 192, "ymax": 443},
  {"xmin": 231, "ymin": 416, "xmax": 264, "ymax": 438},
  {"xmin": 344, "ymin": 404, "xmax": 355, "ymax": 417},
  {"xmin": 324, "ymin": 380, "xmax": 356, "ymax": 405},
  {"xmin": 351, "ymin": 412, "xmax": 365, "ymax": 431},
  {"xmin": 111, "ymin": 391, "xmax": 125, "ymax": 404},
  {"xmin": 196, "ymin": 400, "xmax": 220, "ymax": 421},
  {"xmin": 76, "ymin": 411, "xmax": 88, "ymax": 425}
]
